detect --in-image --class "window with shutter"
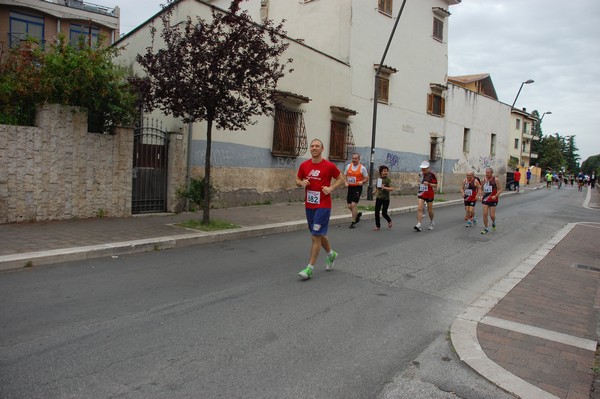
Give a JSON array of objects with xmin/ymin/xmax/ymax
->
[{"xmin": 427, "ymin": 93, "xmax": 445, "ymax": 117}]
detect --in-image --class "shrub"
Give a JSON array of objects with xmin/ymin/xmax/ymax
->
[
  {"xmin": 177, "ymin": 177, "xmax": 213, "ymax": 208},
  {"xmin": 0, "ymin": 36, "xmax": 137, "ymax": 130}
]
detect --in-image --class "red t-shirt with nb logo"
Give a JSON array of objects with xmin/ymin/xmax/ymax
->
[{"xmin": 297, "ymin": 159, "xmax": 341, "ymax": 209}]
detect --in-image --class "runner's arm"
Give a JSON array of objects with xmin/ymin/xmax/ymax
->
[
  {"xmin": 296, "ymin": 176, "xmax": 309, "ymax": 187},
  {"xmin": 361, "ymin": 167, "xmax": 369, "ymax": 185},
  {"xmin": 323, "ymin": 173, "xmax": 346, "ymax": 195}
]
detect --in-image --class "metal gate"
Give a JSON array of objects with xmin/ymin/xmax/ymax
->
[{"xmin": 132, "ymin": 120, "xmax": 169, "ymax": 214}]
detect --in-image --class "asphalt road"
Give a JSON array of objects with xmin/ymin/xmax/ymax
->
[{"xmin": 0, "ymin": 185, "xmax": 594, "ymax": 399}]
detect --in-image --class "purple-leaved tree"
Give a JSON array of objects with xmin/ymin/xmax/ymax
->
[{"xmin": 131, "ymin": 0, "xmax": 292, "ymax": 223}]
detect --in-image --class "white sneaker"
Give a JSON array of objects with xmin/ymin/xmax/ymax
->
[
  {"xmin": 428, "ymin": 222, "xmax": 434, "ymax": 230},
  {"xmin": 413, "ymin": 223, "xmax": 422, "ymax": 232}
]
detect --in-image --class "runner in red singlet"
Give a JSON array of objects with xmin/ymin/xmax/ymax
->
[
  {"xmin": 414, "ymin": 161, "xmax": 437, "ymax": 232},
  {"xmin": 479, "ymin": 167, "xmax": 502, "ymax": 235},
  {"xmin": 461, "ymin": 170, "xmax": 481, "ymax": 227}
]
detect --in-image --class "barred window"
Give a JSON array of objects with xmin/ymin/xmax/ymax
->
[
  {"xmin": 329, "ymin": 120, "xmax": 355, "ymax": 161},
  {"xmin": 271, "ymin": 105, "xmax": 307, "ymax": 157},
  {"xmin": 430, "ymin": 137, "xmax": 441, "ymax": 161},
  {"xmin": 376, "ymin": 76, "xmax": 390, "ymax": 104}
]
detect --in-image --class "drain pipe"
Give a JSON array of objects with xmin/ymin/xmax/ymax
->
[
  {"xmin": 438, "ymin": 91, "xmax": 448, "ymax": 194},
  {"xmin": 439, "ymin": 123, "xmax": 447, "ymax": 194},
  {"xmin": 185, "ymin": 121, "xmax": 193, "ymax": 211}
]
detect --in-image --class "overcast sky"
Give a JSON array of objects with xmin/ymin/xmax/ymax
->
[{"xmin": 95, "ymin": 0, "xmax": 600, "ymax": 163}]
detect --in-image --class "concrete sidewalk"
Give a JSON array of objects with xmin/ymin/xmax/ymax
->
[
  {"xmin": 0, "ymin": 192, "xmax": 466, "ymax": 270},
  {"xmin": 1, "ymin": 184, "xmax": 599, "ymax": 399},
  {"xmin": 452, "ymin": 221, "xmax": 600, "ymax": 399}
]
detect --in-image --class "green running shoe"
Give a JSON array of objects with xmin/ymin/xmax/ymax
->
[
  {"xmin": 298, "ymin": 267, "xmax": 313, "ymax": 280},
  {"xmin": 481, "ymin": 228, "xmax": 489, "ymax": 235},
  {"xmin": 326, "ymin": 251, "xmax": 338, "ymax": 271},
  {"xmin": 492, "ymin": 223, "xmax": 496, "ymax": 231}
]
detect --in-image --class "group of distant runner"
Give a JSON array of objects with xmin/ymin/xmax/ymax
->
[
  {"xmin": 545, "ymin": 170, "xmax": 596, "ymax": 192},
  {"xmin": 414, "ymin": 162, "xmax": 501, "ymax": 235}
]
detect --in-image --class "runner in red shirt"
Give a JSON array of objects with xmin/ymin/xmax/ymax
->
[
  {"xmin": 513, "ymin": 168, "xmax": 521, "ymax": 193},
  {"xmin": 296, "ymin": 139, "xmax": 345, "ymax": 280},
  {"xmin": 479, "ymin": 167, "xmax": 502, "ymax": 235},
  {"xmin": 414, "ymin": 161, "xmax": 437, "ymax": 231}
]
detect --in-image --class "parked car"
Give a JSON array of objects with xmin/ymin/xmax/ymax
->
[{"xmin": 505, "ymin": 171, "xmax": 516, "ymax": 191}]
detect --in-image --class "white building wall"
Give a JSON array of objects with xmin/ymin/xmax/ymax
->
[
  {"xmin": 114, "ymin": 0, "xmax": 511, "ymax": 204},
  {"xmin": 343, "ymin": 0, "xmax": 452, "ymax": 165},
  {"xmin": 444, "ymin": 84, "xmax": 511, "ymax": 188},
  {"xmin": 190, "ymin": 40, "xmax": 352, "ymax": 153}
]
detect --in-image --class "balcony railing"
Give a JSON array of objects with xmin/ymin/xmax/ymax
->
[
  {"xmin": 522, "ymin": 133, "xmax": 540, "ymax": 141},
  {"xmin": 522, "ymin": 132, "xmax": 533, "ymax": 140},
  {"xmin": 41, "ymin": 0, "xmax": 117, "ymax": 17}
]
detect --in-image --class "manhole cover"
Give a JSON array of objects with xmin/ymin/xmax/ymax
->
[{"xmin": 572, "ymin": 263, "xmax": 600, "ymax": 273}]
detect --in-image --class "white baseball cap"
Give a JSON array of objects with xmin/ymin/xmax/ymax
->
[{"xmin": 419, "ymin": 161, "xmax": 430, "ymax": 169}]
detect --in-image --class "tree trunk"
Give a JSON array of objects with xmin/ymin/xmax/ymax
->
[{"xmin": 202, "ymin": 116, "xmax": 213, "ymax": 224}]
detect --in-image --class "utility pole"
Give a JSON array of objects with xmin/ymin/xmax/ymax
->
[{"xmin": 367, "ymin": 0, "xmax": 408, "ymax": 200}]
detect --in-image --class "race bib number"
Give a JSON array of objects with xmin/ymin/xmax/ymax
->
[
  {"xmin": 307, "ymin": 190, "xmax": 321, "ymax": 205},
  {"xmin": 483, "ymin": 184, "xmax": 492, "ymax": 193},
  {"xmin": 419, "ymin": 184, "xmax": 428, "ymax": 192},
  {"xmin": 347, "ymin": 176, "xmax": 357, "ymax": 184},
  {"xmin": 464, "ymin": 189, "xmax": 473, "ymax": 197}
]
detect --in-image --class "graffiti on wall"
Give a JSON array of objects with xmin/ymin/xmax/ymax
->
[
  {"xmin": 386, "ymin": 153, "xmax": 400, "ymax": 169},
  {"xmin": 452, "ymin": 155, "xmax": 495, "ymax": 173},
  {"xmin": 478, "ymin": 156, "xmax": 494, "ymax": 168}
]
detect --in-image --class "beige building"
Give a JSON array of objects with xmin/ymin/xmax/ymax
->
[
  {"xmin": 510, "ymin": 108, "xmax": 538, "ymax": 168},
  {"xmin": 448, "ymin": 74, "xmax": 498, "ymax": 101},
  {"xmin": 0, "ymin": 0, "xmax": 120, "ymax": 49}
]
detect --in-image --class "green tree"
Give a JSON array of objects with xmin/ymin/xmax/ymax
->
[
  {"xmin": 538, "ymin": 134, "xmax": 564, "ymax": 171},
  {"xmin": 530, "ymin": 110, "xmax": 543, "ymax": 163},
  {"xmin": 581, "ymin": 154, "xmax": 600, "ymax": 175},
  {"xmin": 131, "ymin": 0, "xmax": 292, "ymax": 223},
  {"xmin": 562, "ymin": 135, "xmax": 580, "ymax": 172}
]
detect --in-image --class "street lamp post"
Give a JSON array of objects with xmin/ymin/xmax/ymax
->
[
  {"xmin": 540, "ymin": 111, "xmax": 552, "ymax": 122},
  {"xmin": 511, "ymin": 79, "xmax": 535, "ymax": 109}
]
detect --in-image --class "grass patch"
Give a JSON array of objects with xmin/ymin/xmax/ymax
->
[
  {"xmin": 247, "ymin": 199, "xmax": 272, "ymax": 206},
  {"xmin": 434, "ymin": 198, "xmax": 447, "ymax": 202},
  {"xmin": 177, "ymin": 219, "xmax": 240, "ymax": 231},
  {"xmin": 358, "ymin": 205, "xmax": 375, "ymax": 211}
]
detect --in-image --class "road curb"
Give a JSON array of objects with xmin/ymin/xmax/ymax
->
[{"xmin": 0, "ymin": 199, "xmax": 467, "ymax": 271}]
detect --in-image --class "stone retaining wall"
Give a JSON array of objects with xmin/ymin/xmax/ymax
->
[{"xmin": 0, "ymin": 104, "xmax": 133, "ymax": 223}]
